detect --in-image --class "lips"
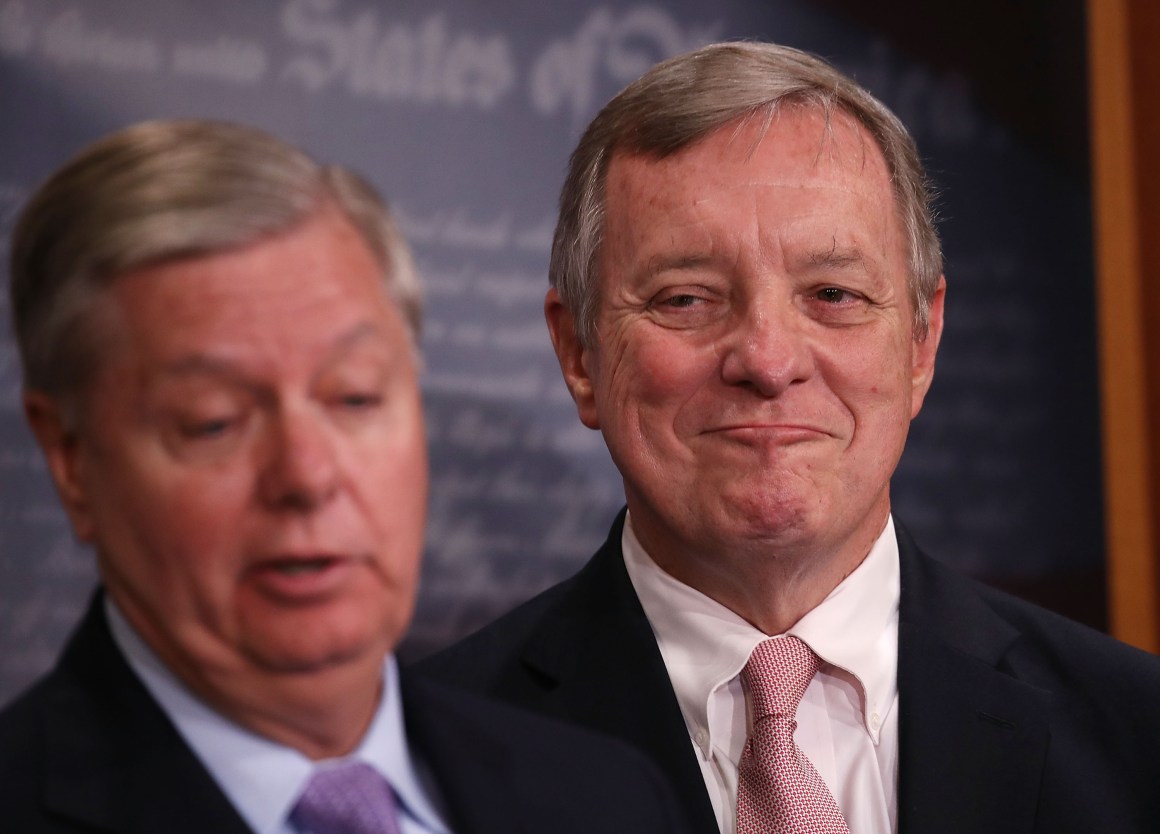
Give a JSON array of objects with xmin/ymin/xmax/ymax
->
[
  {"xmin": 268, "ymin": 557, "xmax": 337, "ymax": 576},
  {"xmin": 247, "ymin": 553, "xmax": 358, "ymax": 602},
  {"xmin": 706, "ymin": 423, "xmax": 831, "ymax": 441}
]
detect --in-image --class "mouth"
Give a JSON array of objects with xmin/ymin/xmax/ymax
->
[
  {"xmin": 698, "ymin": 424, "xmax": 839, "ymax": 453},
  {"xmin": 266, "ymin": 557, "xmax": 339, "ymax": 576},
  {"xmin": 248, "ymin": 554, "xmax": 356, "ymax": 601},
  {"xmin": 707, "ymin": 424, "xmax": 830, "ymax": 440}
]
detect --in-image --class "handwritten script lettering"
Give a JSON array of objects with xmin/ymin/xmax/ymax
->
[
  {"xmin": 530, "ymin": 6, "xmax": 721, "ymax": 120},
  {"xmin": 280, "ymin": 0, "xmax": 515, "ymax": 108}
]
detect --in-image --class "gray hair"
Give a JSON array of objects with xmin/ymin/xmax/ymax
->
[
  {"xmin": 550, "ymin": 41, "xmax": 942, "ymax": 345},
  {"xmin": 9, "ymin": 118, "xmax": 422, "ymax": 415}
]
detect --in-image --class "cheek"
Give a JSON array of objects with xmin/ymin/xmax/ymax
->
[
  {"xmin": 825, "ymin": 340, "xmax": 916, "ymax": 460},
  {"xmin": 88, "ymin": 446, "xmax": 245, "ymax": 553},
  {"xmin": 352, "ymin": 417, "xmax": 428, "ymax": 560},
  {"xmin": 136, "ymin": 479, "xmax": 253, "ymax": 594},
  {"xmin": 599, "ymin": 333, "xmax": 714, "ymax": 418},
  {"xmin": 376, "ymin": 453, "xmax": 427, "ymax": 544},
  {"xmin": 167, "ymin": 480, "xmax": 253, "ymax": 554},
  {"xmin": 824, "ymin": 327, "xmax": 913, "ymax": 400},
  {"xmin": 92, "ymin": 478, "xmax": 248, "ymax": 622}
]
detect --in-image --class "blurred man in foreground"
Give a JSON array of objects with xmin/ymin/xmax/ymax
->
[
  {"xmin": 422, "ymin": 42, "xmax": 1160, "ymax": 833},
  {"xmin": 0, "ymin": 119, "xmax": 688, "ymax": 834}
]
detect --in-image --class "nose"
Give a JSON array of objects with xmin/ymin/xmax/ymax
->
[
  {"xmin": 258, "ymin": 406, "xmax": 340, "ymax": 511},
  {"xmin": 719, "ymin": 296, "xmax": 814, "ymax": 397}
]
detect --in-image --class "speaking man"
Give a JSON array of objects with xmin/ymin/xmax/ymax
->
[
  {"xmin": 0, "ymin": 119, "xmax": 689, "ymax": 834},
  {"xmin": 420, "ymin": 42, "xmax": 1160, "ymax": 834}
]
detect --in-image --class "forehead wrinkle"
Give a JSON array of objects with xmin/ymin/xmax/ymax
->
[
  {"xmin": 710, "ymin": 106, "xmax": 875, "ymax": 182},
  {"xmin": 155, "ymin": 319, "xmax": 396, "ymax": 386}
]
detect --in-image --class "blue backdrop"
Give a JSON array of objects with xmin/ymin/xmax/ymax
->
[{"xmin": 0, "ymin": 0, "xmax": 1102, "ymax": 704}]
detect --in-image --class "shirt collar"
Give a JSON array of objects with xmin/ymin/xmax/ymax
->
[
  {"xmin": 621, "ymin": 512, "xmax": 900, "ymax": 753},
  {"xmin": 105, "ymin": 599, "xmax": 449, "ymax": 834}
]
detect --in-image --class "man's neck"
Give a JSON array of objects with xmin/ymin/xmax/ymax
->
[
  {"xmin": 632, "ymin": 507, "xmax": 890, "ymax": 635},
  {"xmin": 191, "ymin": 660, "xmax": 385, "ymax": 760}
]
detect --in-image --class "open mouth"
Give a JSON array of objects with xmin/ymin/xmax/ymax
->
[
  {"xmin": 270, "ymin": 557, "xmax": 337, "ymax": 576},
  {"xmin": 249, "ymin": 555, "xmax": 354, "ymax": 600}
]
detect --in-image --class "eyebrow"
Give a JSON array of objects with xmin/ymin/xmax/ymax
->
[
  {"xmin": 804, "ymin": 243, "xmax": 870, "ymax": 270},
  {"xmin": 642, "ymin": 252, "xmax": 717, "ymax": 277},
  {"xmin": 159, "ymin": 354, "xmax": 246, "ymax": 382}
]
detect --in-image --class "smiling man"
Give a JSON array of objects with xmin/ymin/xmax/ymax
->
[
  {"xmin": 421, "ymin": 42, "xmax": 1160, "ymax": 833},
  {"xmin": 0, "ymin": 119, "xmax": 689, "ymax": 834}
]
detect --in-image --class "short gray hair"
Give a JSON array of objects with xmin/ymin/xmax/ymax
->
[
  {"xmin": 550, "ymin": 41, "xmax": 942, "ymax": 345},
  {"xmin": 9, "ymin": 118, "xmax": 421, "ymax": 413}
]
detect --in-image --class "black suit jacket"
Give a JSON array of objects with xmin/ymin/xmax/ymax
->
[
  {"xmin": 0, "ymin": 593, "xmax": 690, "ymax": 834},
  {"xmin": 418, "ymin": 510, "xmax": 1160, "ymax": 833}
]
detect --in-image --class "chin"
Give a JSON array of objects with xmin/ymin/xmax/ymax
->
[
  {"xmin": 245, "ymin": 617, "xmax": 399, "ymax": 676},
  {"xmin": 716, "ymin": 485, "xmax": 817, "ymax": 538}
]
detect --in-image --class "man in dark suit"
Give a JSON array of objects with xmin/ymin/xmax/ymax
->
[
  {"xmin": 0, "ymin": 119, "xmax": 689, "ymax": 834},
  {"xmin": 419, "ymin": 42, "xmax": 1160, "ymax": 833}
]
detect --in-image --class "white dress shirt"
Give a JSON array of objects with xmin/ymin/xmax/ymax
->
[
  {"xmin": 106, "ymin": 600, "xmax": 451, "ymax": 834},
  {"xmin": 621, "ymin": 512, "xmax": 900, "ymax": 834}
]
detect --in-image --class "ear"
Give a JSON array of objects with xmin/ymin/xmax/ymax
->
[
  {"xmin": 23, "ymin": 391, "xmax": 97, "ymax": 542},
  {"xmin": 544, "ymin": 288, "xmax": 600, "ymax": 429},
  {"xmin": 910, "ymin": 276, "xmax": 946, "ymax": 418}
]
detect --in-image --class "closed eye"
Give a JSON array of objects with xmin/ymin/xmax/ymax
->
[
  {"xmin": 645, "ymin": 283, "xmax": 727, "ymax": 329},
  {"xmin": 180, "ymin": 417, "xmax": 237, "ymax": 440},
  {"xmin": 336, "ymin": 392, "xmax": 383, "ymax": 410}
]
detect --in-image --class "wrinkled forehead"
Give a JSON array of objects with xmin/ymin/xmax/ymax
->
[
  {"xmin": 609, "ymin": 106, "xmax": 891, "ymax": 197},
  {"xmin": 601, "ymin": 108, "xmax": 902, "ymax": 258}
]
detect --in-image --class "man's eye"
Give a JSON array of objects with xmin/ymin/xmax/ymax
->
[
  {"xmin": 180, "ymin": 418, "xmax": 235, "ymax": 439},
  {"xmin": 338, "ymin": 392, "xmax": 382, "ymax": 409},
  {"xmin": 816, "ymin": 287, "xmax": 857, "ymax": 303},
  {"xmin": 658, "ymin": 294, "xmax": 702, "ymax": 308}
]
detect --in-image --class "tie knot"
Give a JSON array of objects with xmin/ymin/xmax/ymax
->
[
  {"xmin": 741, "ymin": 636, "xmax": 821, "ymax": 721},
  {"xmin": 292, "ymin": 761, "xmax": 402, "ymax": 834}
]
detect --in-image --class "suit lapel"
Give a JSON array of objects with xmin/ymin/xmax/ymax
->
[
  {"xmin": 39, "ymin": 595, "xmax": 253, "ymax": 834},
  {"xmin": 896, "ymin": 528, "xmax": 1050, "ymax": 834},
  {"xmin": 516, "ymin": 512, "xmax": 720, "ymax": 833}
]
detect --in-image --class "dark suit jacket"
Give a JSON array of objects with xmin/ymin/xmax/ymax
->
[
  {"xmin": 418, "ymin": 510, "xmax": 1160, "ymax": 833},
  {"xmin": 0, "ymin": 593, "xmax": 690, "ymax": 834}
]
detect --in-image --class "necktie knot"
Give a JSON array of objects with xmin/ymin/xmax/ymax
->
[
  {"xmin": 741, "ymin": 636, "xmax": 821, "ymax": 723},
  {"xmin": 292, "ymin": 761, "xmax": 403, "ymax": 834}
]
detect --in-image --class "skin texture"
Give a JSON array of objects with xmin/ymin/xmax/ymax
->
[
  {"xmin": 25, "ymin": 205, "xmax": 428, "ymax": 759},
  {"xmin": 547, "ymin": 108, "xmax": 945, "ymax": 634}
]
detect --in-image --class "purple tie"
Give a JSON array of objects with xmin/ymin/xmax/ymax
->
[{"xmin": 291, "ymin": 761, "xmax": 404, "ymax": 834}]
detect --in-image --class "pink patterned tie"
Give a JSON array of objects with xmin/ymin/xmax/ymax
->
[
  {"xmin": 291, "ymin": 761, "xmax": 404, "ymax": 834},
  {"xmin": 735, "ymin": 636, "xmax": 851, "ymax": 834}
]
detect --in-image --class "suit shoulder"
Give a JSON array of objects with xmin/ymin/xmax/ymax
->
[
  {"xmin": 0, "ymin": 674, "xmax": 67, "ymax": 828},
  {"xmin": 404, "ymin": 677, "xmax": 689, "ymax": 833},
  {"xmin": 976, "ymin": 578, "xmax": 1160, "ymax": 692},
  {"xmin": 0, "ymin": 676, "xmax": 48, "ymax": 765},
  {"xmin": 414, "ymin": 571, "xmax": 577, "ymax": 689},
  {"xmin": 901, "ymin": 530, "xmax": 1160, "ymax": 697},
  {"xmin": 915, "ymin": 547, "xmax": 1160, "ymax": 716},
  {"xmin": 416, "ymin": 517, "xmax": 636, "ymax": 693}
]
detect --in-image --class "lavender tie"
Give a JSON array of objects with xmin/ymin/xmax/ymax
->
[{"xmin": 291, "ymin": 761, "xmax": 404, "ymax": 834}]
